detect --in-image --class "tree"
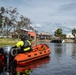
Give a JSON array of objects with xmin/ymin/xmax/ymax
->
[
  {"xmin": 0, "ymin": 7, "xmax": 5, "ymax": 14},
  {"xmin": 72, "ymin": 28, "xmax": 76, "ymax": 36},
  {"xmin": 16, "ymin": 15, "xmax": 31, "ymax": 39},
  {"xmin": 0, "ymin": 7, "xmax": 19, "ymax": 37},
  {"xmin": 5, "ymin": 7, "xmax": 19, "ymax": 37},
  {"xmin": 0, "ymin": 14, "xmax": 2, "ymax": 28},
  {"xmin": 54, "ymin": 28, "xmax": 62, "ymax": 38},
  {"xmin": 0, "ymin": 7, "xmax": 32, "ymax": 38},
  {"xmin": 0, "ymin": 7, "xmax": 5, "ymax": 36},
  {"xmin": 19, "ymin": 15, "xmax": 31, "ymax": 27},
  {"xmin": 60, "ymin": 34, "xmax": 66, "ymax": 39}
]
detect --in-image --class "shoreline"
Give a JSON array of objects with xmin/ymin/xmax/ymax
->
[{"xmin": 0, "ymin": 38, "xmax": 75, "ymax": 46}]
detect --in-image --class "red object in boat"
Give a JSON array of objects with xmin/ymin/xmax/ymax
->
[
  {"xmin": 0, "ymin": 54, "xmax": 4, "ymax": 61},
  {"xmin": 14, "ymin": 44, "xmax": 51, "ymax": 66},
  {"xmin": 16, "ymin": 57, "xmax": 50, "ymax": 72}
]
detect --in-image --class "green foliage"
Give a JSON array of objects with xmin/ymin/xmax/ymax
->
[
  {"xmin": 54, "ymin": 28, "xmax": 66, "ymax": 39},
  {"xmin": 0, "ymin": 7, "xmax": 5, "ymax": 14},
  {"xmin": 54, "ymin": 28, "xmax": 62, "ymax": 37},
  {"xmin": 60, "ymin": 34, "xmax": 66, "ymax": 39},
  {"xmin": 0, "ymin": 38, "xmax": 19, "ymax": 45},
  {"xmin": 0, "ymin": 7, "xmax": 31, "ymax": 38},
  {"xmin": 72, "ymin": 28, "xmax": 76, "ymax": 36}
]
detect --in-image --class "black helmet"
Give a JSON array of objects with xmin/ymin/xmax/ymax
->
[{"xmin": 20, "ymin": 34, "xmax": 28, "ymax": 40}]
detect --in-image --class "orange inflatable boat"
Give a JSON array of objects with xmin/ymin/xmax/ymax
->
[
  {"xmin": 16, "ymin": 57, "xmax": 50, "ymax": 72},
  {"xmin": 0, "ymin": 57, "xmax": 50, "ymax": 74},
  {"xmin": 0, "ymin": 44, "xmax": 51, "ymax": 66},
  {"xmin": 14, "ymin": 44, "xmax": 51, "ymax": 66}
]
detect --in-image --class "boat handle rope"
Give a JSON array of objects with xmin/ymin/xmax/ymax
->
[{"xmin": 40, "ymin": 46, "xmax": 46, "ymax": 51}]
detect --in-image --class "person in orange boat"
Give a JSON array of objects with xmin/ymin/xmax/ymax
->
[{"xmin": 13, "ymin": 34, "xmax": 32, "ymax": 53}]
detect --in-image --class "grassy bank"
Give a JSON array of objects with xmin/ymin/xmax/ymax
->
[
  {"xmin": 0, "ymin": 38, "xmax": 36, "ymax": 46},
  {"xmin": 0, "ymin": 38, "xmax": 20, "ymax": 45},
  {"xmin": 0, "ymin": 38, "xmax": 50, "ymax": 46}
]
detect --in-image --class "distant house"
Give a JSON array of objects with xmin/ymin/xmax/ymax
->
[
  {"xmin": 20, "ymin": 28, "xmax": 36, "ymax": 40},
  {"xmin": 66, "ymin": 33, "xmax": 74, "ymax": 39},
  {"xmin": 13, "ymin": 24, "xmax": 36, "ymax": 40},
  {"xmin": 64, "ymin": 33, "xmax": 75, "ymax": 43},
  {"xmin": 38, "ymin": 32, "xmax": 52, "ymax": 40}
]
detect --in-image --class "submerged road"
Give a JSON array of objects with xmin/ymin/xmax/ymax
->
[{"xmin": 0, "ymin": 42, "xmax": 76, "ymax": 75}]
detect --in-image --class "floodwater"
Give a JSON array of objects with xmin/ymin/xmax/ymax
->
[{"xmin": 0, "ymin": 42, "xmax": 76, "ymax": 75}]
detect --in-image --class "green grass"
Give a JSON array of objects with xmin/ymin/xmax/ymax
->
[
  {"xmin": 0, "ymin": 38, "xmax": 35, "ymax": 46},
  {"xmin": 0, "ymin": 38, "xmax": 20, "ymax": 45}
]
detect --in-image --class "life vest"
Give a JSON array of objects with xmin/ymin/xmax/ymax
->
[
  {"xmin": 16, "ymin": 40, "xmax": 31, "ymax": 51},
  {"xmin": 23, "ymin": 40, "xmax": 31, "ymax": 51}
]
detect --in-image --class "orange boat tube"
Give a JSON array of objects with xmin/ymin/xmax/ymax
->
[
  {"xmin": 16, "ymin": 57, "xmax": 50, "ymax": 72},
  {"xmin": 14, "ymin": 44, "xmax": 51, "ymax": 66}
]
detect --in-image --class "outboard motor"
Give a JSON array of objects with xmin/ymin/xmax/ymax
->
[
  {"xmin": 3, "ymin": 46, "xmax": 11, "ymax": 70},
  {"xmin": 1, "ymin": 71, "xmax": 17, "ymax": 75},
  {"xmin": 1, "ymin": 71, "xmax": 10, "ymax": 75},
  {"xmin": 3, "ymin": 46, "xmax": 17, "ymax": 71}
]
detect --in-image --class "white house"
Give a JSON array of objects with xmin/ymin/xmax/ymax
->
[{"xmin": 66, "ymin": 33, "xmax": 74, "ymax": 39}]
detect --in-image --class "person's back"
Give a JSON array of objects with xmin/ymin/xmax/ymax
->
[
  {"xmin": 14, "ymin": 34, "xmax": 32, "ymax": 53},
  {"xmin": 23, "ymin": 40, "xmax": 31, "ymax": 51}
]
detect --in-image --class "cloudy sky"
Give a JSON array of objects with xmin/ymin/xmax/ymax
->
[{"xmin": 0, "ymin": 0, "xmax": 76, "ymax": 34}]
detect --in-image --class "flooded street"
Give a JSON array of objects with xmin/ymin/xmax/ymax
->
[
  {"xmin": 31, "ymin": 43, "xmax": 76, "ymax": 75},
  {"xmin": 0, "ymin": 43, "xmax": 76, "ymax": 75}
]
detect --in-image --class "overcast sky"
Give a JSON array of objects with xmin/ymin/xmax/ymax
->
[{"xmin": 0, "ymin": 0, "xmax": 76, "ymax": 34}]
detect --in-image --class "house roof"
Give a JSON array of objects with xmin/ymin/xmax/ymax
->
[
  {"xmin": 20, "ymin": 28, "xmax": 33, "ymax": 31},
  {"xmin": 39, "ymin": 32, "xmax": 51, "ymax": 35},
  {"xmin": 20, "ymin": 24, "xmax": 35, "ymax": 32}
]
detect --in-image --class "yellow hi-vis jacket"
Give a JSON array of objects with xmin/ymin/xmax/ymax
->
[{"xmin": 16, "ymin": 40, "xmax": 31, "ymax": 51}]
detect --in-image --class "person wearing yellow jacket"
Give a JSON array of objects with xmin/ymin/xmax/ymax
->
[{"xmin": 13, "ymin": 34, "xmax": 32, "ymax": 53}]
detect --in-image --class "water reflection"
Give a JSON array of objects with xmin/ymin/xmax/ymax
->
[
  {"xmin": 64, "ymin": 43, "xmax": 76, "ymax": 59},
  {"xmin": 0, "ymin": 61, "xmax": 4, "ymax": 74},
  {"xmin": 71, "ymin": 44, "xmax": 76, "ymax": 59},
  {"xmin": 17, "ymin": 69, "xmax": 32, "ymax": 75},
  {"xmin": 53, "ymin": 43, "xmax": 76, "ymax": 59},
  {"xmin": 1, "ymin": 43, "xmax": 76, "ymax": 75},
  {"xmin": 0, "ymin": 57, "xmax": 50, "ymax": 75},
  {"xmin": 54, "ymin": 43, "xmax": 63, "ymax": 59}
]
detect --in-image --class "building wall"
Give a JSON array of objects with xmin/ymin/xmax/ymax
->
[
  {"xmin": 28, "ymin": 31, "xmax": 36, "ymax": 40},
  {"xmin": 66, "ymin": 33, "xmax": 74, "ymax": 39},
  {"xmin": 20, "ymin": 29, "xmax": 36, "ymax": 40},
  {"xmin": 39, "ymin": 35, "xmax": 52, "ymax": 40}
]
